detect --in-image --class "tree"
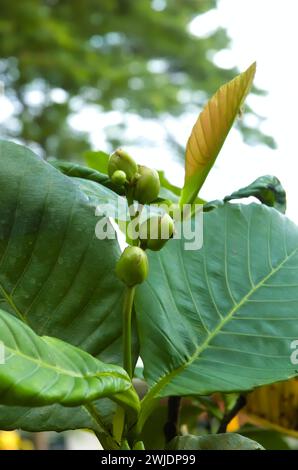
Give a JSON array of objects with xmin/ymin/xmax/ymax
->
[{"xmin": 0, "ymin": 0, "xmax": 274, "ymax": 160}]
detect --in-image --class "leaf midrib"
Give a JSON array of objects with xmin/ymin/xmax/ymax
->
[
  {"xmin": 4, "ymin": 343, "xmax": 126, "ymax": 380},
  {"xmin": 143, "ymin": 244, "xmax": 298, "ymax": 401},
  {"xmin": 0, "ymin": 283, "xmax": 27, "ymax": 324}
]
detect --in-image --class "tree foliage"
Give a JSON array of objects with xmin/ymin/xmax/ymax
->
[{"xmin": 0, "ymin": 0, "xmax": 273, "ymax": 160}]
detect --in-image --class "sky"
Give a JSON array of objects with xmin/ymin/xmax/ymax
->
[
  {"xmin": 1, "ymin": 0, "xmax": 297, "ymax": 222},
  {"xmin": 189, "ymin": 0, "xmax": 298, "ymax": 222}
]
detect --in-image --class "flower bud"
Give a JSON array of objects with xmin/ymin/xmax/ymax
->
[
  {"xmin": 108, "ymin": 149, "xmax": 138, "ymax": 181},
  {"xmin": 115, "ymin": 246, "xmax": 148, "ymax": 287},
  {"xmin": 132, "ymin": 165, "xmax": 160, "ymax": 204},
  {"xmin": 139, "ymin": 213, "xmax": 174, "ymax": 251},
  {"xmin": 111, "ymin": 169, "xmax": 127, "ymax": 186}
]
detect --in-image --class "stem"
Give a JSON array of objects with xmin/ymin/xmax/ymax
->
[
  {"xmin": 217, "ymin": 394, "xmax": 246, "ymax": 433},
  {"xmin": 164, "ymin": 396, "xmax": 181, "ymax": 443},
  {"xmin": 120, "ymin": 439, "xmax": 131, "ymax": 450},
  {"xmin": 123, "ymin": 286, "xmax": 136, "ymax": 378},
  {"xmin": 125, "ymin": 187, "xmax": 142, "ymax": 246},
  {"xmin": 133, "ymin": 441, "xmax": 145, "ymax": 450},
  {"xmin": 94, "ymin": 432, "xmax": 120, "ymax": 450},
  {"xmin": 113, "ymin": 405, "xmax": 125, "ymax": 444},
  {"xmin": 126, "ymin": 186, "xmax": 134, "ymax": 213},
  {"xmin": 84, "ymin": 403, "xmax": 119, "ymax": 450}
]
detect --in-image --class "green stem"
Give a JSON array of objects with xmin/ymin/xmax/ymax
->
[
  {"xmin": 126, "ymin": 186, "xmax": 134, "ymax": 213},
  {"xmin": 113, "ymin": 405, "xmax": 125, "ymax": 444},
  {"xmin": 123, "ymin": 286, "xmax": 136, "ymax": 378},
  {"xmin": 84, "ymin": 403, "xmax": 119, "ymax": 450},
  {"xmin": 125, "ymin": 187, "xmax": 142, "ymax": 246},
  {"xmin": 120, "ymin": 439, "xmax": 131, "ymax": 450},
  {"xmin": 133, "ymin": 441, "xmax": 145, "ymax": 450}
]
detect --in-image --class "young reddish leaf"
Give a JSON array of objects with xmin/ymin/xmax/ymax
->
[{"xmin": 180, "ymin": 62, "xmax": 256, "ymax": 205}]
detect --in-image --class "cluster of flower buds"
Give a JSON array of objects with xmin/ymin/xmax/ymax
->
[
  {"xmin": 108, "ymin": 149, "xmax": 160, "ymax": 204},
  {"xmin": 108, "ymin": 149, "xmax": 138, "ymax": 183},
  {"xmin": 111, "ymin": 149, "xmax": 174, "ymax": 287}
]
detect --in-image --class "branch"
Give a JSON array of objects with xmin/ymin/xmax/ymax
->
[
  {"xmin": 217, "ymin": 394, "xmax": 246, "ymax": 434},
  {"xmin": 164, "ymin": 396, "xmax": 181, "ymax": 443}
]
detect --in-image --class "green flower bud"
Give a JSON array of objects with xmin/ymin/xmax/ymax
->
[
  {"xmin": 132, "ymin": 165, "xmax": 160, "ymax": 204},
  {"xmin": 111, "ymin": 169, "xmax": 127, "ymax": 186},
  {"xmin": 108, "ymin": 149, "xmax": 138, "ymax": 181},
  {"xmin": 116, "ymin": 246, "xmax": 148, "ymax": 287},
  {"xmin": 139, "ymin": 213, "xmax": 174, "ymax": 251}
]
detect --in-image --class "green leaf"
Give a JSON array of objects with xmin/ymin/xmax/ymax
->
[
  {"xmin": 203, "ymin": 199, "xmax": 224, "ymax": 212},
  {"xmin": 84, "ymin": 150, "xmax": 110, "ymax": 174},
  {"xmin": 180, "ymin": 63, "xmax": 256, "ymax": 205},
  {"xmin": 136, "ymin": 203, "xmax": 298, "ymax": 419},
  {"xmin": 0, "ymin": 140, "xmax": 140, "ymax": 430},
  {"xmin": 0, "ymin": 398, "xmax": 125, "ymax": 448},
  {"xmin": 167, "ymin": 433, "xmax": 264, "ymax": 450},
  {"xmin": 224, "ymin": 175, "xmax": 286, "ymax": 214},
  {"xmin": 240, "ymin": 428, "xmax": 291, "ymax": 450},
  {"xmin": 0, "ymin": 400, "xmax": 113, "ymax": 433},
  {"xmin": 0, "ymin": 308, "xmax": 133, "ymax": 407},
  {"xmin": 0, "ymin": 403, "xmax": 102, "ymax": 433},
  {"xmin": 0, "ymin": 140, "xmax": 125, "ymax": 363},
  {"xmin": 49, "ymin": 159, "xmax": 125, "ymax": 196}
]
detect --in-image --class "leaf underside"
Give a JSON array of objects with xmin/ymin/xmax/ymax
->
[
  {"xmin": 0, "ymin": 140, "xmax": 140, "ymax": 431},
  {"xmin": 0, "ymin": 309, "xmax": 131, "ymax": 407},
  {"xmin": 167, "ymin": 433, "xmax": 264, "ymax": 450},
  {"xmin": 0, "ymin": 140, "xmax": 125, "ymax": 364},
  {"xmin": 181, "ymin": 63, "xmax": 256, "ymax": 204},
  {"xmin": 224, "ymin": 175, "xmax": 286, "ymax": 214},
  {"xmin": 136, "ymin": 203, "xmax": 298, "ymax": 401}
]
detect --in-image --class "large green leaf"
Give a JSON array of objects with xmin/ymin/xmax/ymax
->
[
  {"xmin": 0, "ymin": 140, "xmax": 124, "ymax": 364},
  {"xmin": 180, "ymin": 63, "xmax": 256, "ymax": 205},
  {"xmin": 0, "ymin": 400, "xmax": 110, "ymax": 433},
  {"xmin": 224, "ymin": 175, "xmax": 286, "ymax": 214},
  {"xmin": 0, "ymin": 403, "xmax": 101, "ymax": 432},
  {"xmin": 0, "ymin": 308, "xmax": 134, "ymax": 407},
  {"xmin": 240, "ymin": 428, "xmax": 291, "ymax": 450},
  {"xmin": 135, "ymin": 203, "xmax": 298, "ymax": 418},
  {"xmin": 0, "ymin": 140, "xmax": 137, "ymax": 431},
  {"xmin": 167, "ymin": 433, "xmax": 264, "ymax": 450},
  {"xmin": 0, "ymin": 398, "xmax": 127, "ymax": 448}
]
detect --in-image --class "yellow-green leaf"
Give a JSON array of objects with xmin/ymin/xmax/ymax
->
[
  {"xmin": 180, "ymin": 62, "xmax": 256, "ymax": 205},
  {"xmin": 245, "ymin": 378, "xmax": 298, "ymax": 438}
]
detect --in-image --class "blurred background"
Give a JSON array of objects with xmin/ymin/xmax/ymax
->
[
  {"xmin": 1, "ymin": 0, "xmax": 297, "ymax": 216},
  {"xmin": 0, "ymin": 1, "xmax": 289, "ymax": 197},
  {"xmin": 0, "ymin": 0, "xmax": 298, "ymax": 450}
]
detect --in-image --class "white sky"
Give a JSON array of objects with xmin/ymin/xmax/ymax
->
[
  {"xmin": 190, "ymin": 0, "xmax": 298, "ymax": 222},
  {"xmin": 1, "ymin": 0, "xmax": 297, "ymax": 222}
]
